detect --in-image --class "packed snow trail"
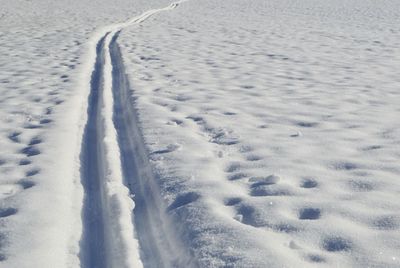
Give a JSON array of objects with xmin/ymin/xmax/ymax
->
[
  {"xmin": 80, "ymin": 34, "xmax": 109, "ymax": 268},
  {"xmin": 79, "ymin": 1, "xmax": 194, "ymax": 267}
]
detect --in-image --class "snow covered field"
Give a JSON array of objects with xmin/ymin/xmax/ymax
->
[{"xmin": 1, "ymin": 0, "xmax": 399, "ymax": 267}]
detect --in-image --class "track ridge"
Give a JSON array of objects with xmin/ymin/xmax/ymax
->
[{"xmin": 110, "ymin": 32, "xmax": 196, "ymax": 268}]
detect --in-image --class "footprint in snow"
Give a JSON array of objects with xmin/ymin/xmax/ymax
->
[
  {"xmin": 234, "ymin": 204, "xmax": 265, "ymax": 227},
  {"xmin": 20, "ymin": 146, "xmax": 41, "ymax": 157},
  {"xmin": 331, "ymin": 161, "xmax": 359, "ymax": 171},
  {"xmin": 207, "ymin": 128, "xmax": 240, "ymax": 146},
  {"xmin": 289, "ymin": 240, "xmax": 301, "ymax": 250},
  {"xmin": 227, "ymin": 172, "xmax": 248, "ymax": 181},
  {"xmin": 8, "ymin": 131, "xmax": 21, "ymax": 143},
  {"xmin": 28, "ymin": 136, "xmax": 42, "ymax": 146},
  {"xmin": 18, "ymin": 179, "xmax": 36, "ymax": 190},
  {"xmin": 39, "ymin": 118, "xmax": 52, "ymax": 125},
  {"xmin": 23, "ymin": 123, "xmax": 42, "ymax": 129},
  {"xmin": 372, "ymin": 215, "xmax": 399, "ymax": 230},
  {"xmin": 298, "ymin": 208, "xmax": 321, "ymax": 220},
  {"xmin": 225, "ymin": 162, "xmax": 242, "ymax": 173},
  {"xmin": 300, "ymin": 178, "xmax": 318, "ymax": 188},
  {"xmin": 295, "ymin": 121, "xmax": 319, "ymax": 128},
  {"xmin": 250, "ymin": 184, "xmax": 292, "ymax": 197},
  {"xmin": 167, "ymin": 192, "xmax": 200, "ymax": 212},
  {"xmin": 274, "ymin": 223, "xmax": 299, "ymax": 233},
  {"xmin": 224, "ymin": 197, "xmax": 242, "ymax": 206},
  {"xmin": 151, "ymin": 143, "xmax": 181, "ymax": 155},
  {"xmin": 245, "ymin": 154, "xmax": 262, "ymax": 161},
  {"xmin": 239, "ymin": 145, "xmax": 254, "ymax": 153},
  {"xmin": 48, "ymin": 90, "xmax": 58, "ymax": 96},
  {"xmin": 45, "ymin": 107, "xmax": 53, "ymax": 115},
  {"xmin": 249, "ymin": 175, "xmax": 293, "ymax": 197},
  {"xmin": 362, "ymin": 145, "xmax": 382, "ymax": 151},
  {"xmin": 322, "ymin": 236, "xmax": 353, "ymax": 252},
  {"xmin": 166, "ymin": 118, "xmax": 183, "ymax": 126},
  {"xmin": 249, "ymin": 175, "xmax": 280, "ymax": 187},
  {"xmin": 19, "ymin": 158, "xmax": 32, "ymax": 166},
  {"xmin": 211, "ymin": 136, "xmax": 239, "ymax": 146},
  {"xmin": 290, "ymin": 131, "xmax": 302, "ymax": 137},
  {"xmin": 53, "ymin": 99, "xmax": 64, "ymax": 105},
  {"xmin": 0, "ymin": 207, "xmax": 17, "ymax": 218},
  {"xmin": 348, "ymin": 179, "xmax": 375, "ymax": 192},
  {"xmin": 25, "ymin": 168, "xmax": 40, "ymax": 177},
  {"xmin": 306, "ymin": 254, "xmax": 326, "ymax": 263},
  {"xmin": 186, "ymin": 115, "xmax": 204, "ymax": 124}
]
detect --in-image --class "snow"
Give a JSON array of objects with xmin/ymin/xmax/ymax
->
[
  {"xmin": 0, "ymin": 0, "xmax": 156, "ymax": 266},
  {"xmin": 1, "ymin": 0, "xmax": 400, "ymax": 267},
  {"xmin": 118, "ymin": 0, "xmax": 400, "ymax": 266}
]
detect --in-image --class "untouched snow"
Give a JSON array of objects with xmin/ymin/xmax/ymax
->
[{"xmin": 0, "ymin": 0, "xmax": 399, "ymax": 267}]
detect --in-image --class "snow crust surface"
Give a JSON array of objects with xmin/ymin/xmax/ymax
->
[
  {"xmin": 0, "ymin": 0, "xmax": 170, "ymax": 266},
  {"xmin": 118, "ymin": 0, "xmax": 400, "ymax": 266},
  {"xmin": 0, "ymin": 0, "xmax": 400, "ymax": 267}
]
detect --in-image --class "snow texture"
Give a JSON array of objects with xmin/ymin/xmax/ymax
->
[
  {"xmin": 1, "ymin": 0, "xmax": 400, "ymax": 267},
  {"xmin": 118, "ymin": 0, "xmax": 400, "ymax": 266}
]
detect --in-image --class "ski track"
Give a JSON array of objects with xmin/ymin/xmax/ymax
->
[
  {"xmin": 80, "ymin": 34, "xmax": 109, "ymax": 268},
  {"xmin": 79, "ymin": 1, "xmax": 192, "ymax": 267}
]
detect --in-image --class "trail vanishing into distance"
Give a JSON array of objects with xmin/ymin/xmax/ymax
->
[
  {"xmin": 1, "ymin": 0, "xmax": 399, "ymax": 267},
  {"xmin": 78, "ymin": 1, "xmax": 195, "ymax": 267}
]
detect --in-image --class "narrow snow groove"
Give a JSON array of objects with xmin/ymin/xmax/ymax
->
[
  {"xmin": 79, "ymin": 34, "xmax": 109, "ymax": 268},
  {"xmin": 110, "ymin": 33, "xmax": 196, "ymax": 267}
]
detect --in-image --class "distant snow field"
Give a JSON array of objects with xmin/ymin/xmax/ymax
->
[{"xmin": 0, "ymin": 0, "xmax": 399, "ymax": 267}]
